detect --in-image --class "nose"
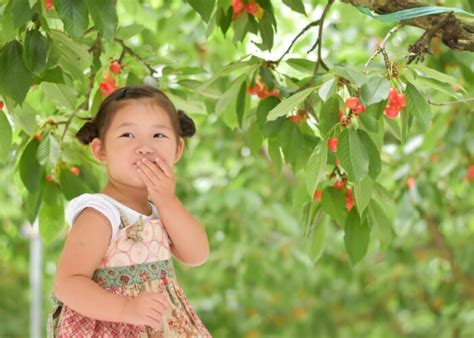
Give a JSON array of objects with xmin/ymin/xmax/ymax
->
[{"xmin": 136, "ymin": 145, "xmax": 154, "ymax": 156}]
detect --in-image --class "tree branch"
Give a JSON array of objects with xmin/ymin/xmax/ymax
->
[{"xmin": 341, "ymin": 0, "xmax": 474, "ymax": 52}]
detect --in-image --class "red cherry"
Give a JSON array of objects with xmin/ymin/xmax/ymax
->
[
  {"xmin": 33, "ymin": 133, "xmax": 42, "ymax": 141},
  {"xmin": 232, "ymin": 0, "xmax": 245, "ymax": 19},
  {"xmin": 345, "ymin": 187, "xmax": 354, "ymax": 211},
  {"xmin": 246, "ymin": 84, "xmax": 260, "ymax": 96},
  {"xmin": 257, "ymin": 83, "xmax": 269, "ymax": 99},
  {"xmin": 345, "ymin": 97, "xmax": 359, "ymax": 110},
  {"xmin": 109, "ymin": 61, "xmax": 122, "ymax": 75},
  {"xmin": 334, "ymin": 180, "xmax": 345, "ymax": 190},
  {"xmin": 354, "ymin": 104, "xmax": 365, "ymax": 115},
  {"xmin": 99, "ymin": 73, "xmax": 117, "ymax": 96},
  {"xmin": 45, "ymin": 0, "xmax": 54, "ymax": 10},
  {"xmin": 246, "ymin": 3, "xmax": 258, "ymax": 14},
  {"xmin": 397, "ymin": 93, "xmax": 406, "ymax": 108},
  {"xmin": 465, "ymin": 165, "xmax": 474, "ymax": 182},
  {"xmin": 313, "ymin": 189, "xmax": 322, "ymax": 202},
  {"xmin": 384, "ymin": 105, "xmax": 400, "ymax": 119},
  {"xmin": 0, "ymin": 101, "xmax": 4, "ymax": 110},
  {"xmin": 46, "ymin": 175, "xmax": 53, "ymax": 182},
  {"xmin": 406, "ymin": 177, "xmax": 416, "ymax": 189},
  {"xmin": 327, "ymin": 137, "xmax": 338, "ymax": 152},
  {"xmin": 339, "ymin": 114, "xmax": 348, "ymax": 124},
  {"xmin": 69, "ymin": 167, "xmax": 81, "ymax": 176},
  {"xmin": 388, "ymin": 88, "xmax": 398, "ymax": 102},
  {"xmin": 268, "ymin": 88, "xmax": 281, "ymax": 98}
]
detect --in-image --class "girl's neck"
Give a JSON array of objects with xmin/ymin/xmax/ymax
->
[{"xmin": 101, "ymin": 180, "xmax": 152, "ymax": 215}]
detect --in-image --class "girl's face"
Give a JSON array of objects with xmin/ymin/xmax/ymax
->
[{"xmin": 91, "ymin": 99, "xmax": 184, "ymax": 188}]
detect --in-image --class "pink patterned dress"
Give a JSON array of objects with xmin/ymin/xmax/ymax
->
[{"xmin": 47, "ymin": 207, "xmax": 211, "ymax": 337}]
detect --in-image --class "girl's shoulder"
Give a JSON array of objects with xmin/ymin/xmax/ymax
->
[{"xmin": 65, "ymin": 193, "xmax": 122, "ymax": 241}]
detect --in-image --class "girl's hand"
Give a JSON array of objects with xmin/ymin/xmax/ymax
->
[
  {"xmin": 120, "ymin": 291, "xmax": 171, "ymax": 329},
  {"xmin": 136, "ymin": 157, "xmax": 177, "ymax": 209}
]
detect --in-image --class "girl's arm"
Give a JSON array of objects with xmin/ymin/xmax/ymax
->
[
  {"xmin": 156, "ymin": 197, "xmax": 209, "ymax": 267},
  {"xmin": 54, "ymin": 208, "xmax": 129, "ymax": 322}
]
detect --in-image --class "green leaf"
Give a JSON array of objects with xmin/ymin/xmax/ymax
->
[
  {"xmin": 37, "ymin": 133, "xmax": 61, "ymax": 167},
  {"xmin": 61, "ymin": 167, "xmax": 94, "ymax": 200},
  {"xmin": 353, "ymin": 175, "xmax": 373, "ymax": 216},
  {"xmin": 286, "ymin": 58, "xmax": 315, "ymax": 74},
  {"xmin": 319, "ymin": 96, "xmax": 340, "ymax": 137},
  {"xmin": 0, "ymin": 41, "xmax": 33, "ymax": 104},
  {"xmin": 247, "ymin": 121, "xmax": 264, "ymax": 155},
  {"xmin": 233, "ymin": 11, "xmax": 249, "ymax": 44},
  {"xmin": 216, "ymin": 74, "xmax": 247, "ymax": 114},
  {"xmin": 197, "ymin": 59, "xmax": 256, "ymax": 91},
  {"xmin": 85, "ymin": 0, "xmax": 118, "ymax": 39},
  {"xmin": 337, "ymin": 129, "xmax": 369, "ymax": 183},
  {"xmin": 319, "ymin": 78, "xmax": 337, "ymax": 102},
  {"xmin": 9, "ymin": 0, "xmax": 34, "ymax": 30},
  {"xmin": 268, "ymin": 137, "xmax": 282, "ymax": 174},
  {"xmin": 406, "ymin": 82, "xmax": 431, "ymax": 131},
  {"xmin": 305, "ymin": 142, "xmax": 327, "ymax": 196},
  {"xmin": 307, "ymin": 209, "xmax": 328, "ymax": 264},
  {"xmin": 40, "ymin": 82, "xmax": 77, "ymax": 111},
  {"xmin": 344, "ymin": 210, "xmax": 370, "ymax": 265},
  {"xmin": 236, "ymin": 80, "xmax": 247, "ymax": 128},
  {"xmin": 0, "ymin": 111, "xmax": 12, "ymax": 163},
  {"xmin": 188, "ymin": 0, "xmax": 216, "ymax": 23},
  {"xmin": 257, "ymin": 11, "xmax": 274, "ymax": 51},
  {"xmin": 39, "ymin": 182, "xmax": 65, "ymax": 243},
  {"xmin": 333, "ymin": 66, "xmax": 367, "ymax": 87},
  {"xmin": 49, "ymin": 30, "xmax": 92, "ymax": 79},
  {"xmin": 360, "ymin": 75, "xmax": 390, "ymax": 105},
  {"xmin": 54, "ymin": 0, "xmax": 89, "ymax": 38},
  {"xmin": 321, "ymin": 187, "xmax": 347, "ymax": 225},
  {"xmin": 357, "ymin": 129, "xmax": 381, "ymax": 179},
  {"xmin": 19, "ymin": 138, "xmax": 44, "ymax": 193},
  {"xmin": 408, "ymin": 64, "xmax": 464, "ymax": 90},
  {"xmin": 116, "ymin": 24, "xmax": 145, "ymax": 40},
  {"xmin": 367, "ymin": 199, "xmax": 393, "ymax": 249},
  {"xmin": 282, "ymin": 0, "xmax": 306, "ymax": 15},
  {"xmin": 13, "ymin": 104, "xmax": 37, "ymax": 135},
  {"xmin": 23, "ymin": 30, "xmax": 49, "ymax": 76},
  {"xmin": 278, "ymin": 122, "xmax": 304, "ymax": 166},
  {"xmin": 267, "ymin": 86, "xmax": 317, "ymax": 121}
]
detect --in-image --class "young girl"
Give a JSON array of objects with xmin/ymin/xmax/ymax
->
[{"xmin": 47, "ymin": 85, "xmax": 211, "ymax": 337}]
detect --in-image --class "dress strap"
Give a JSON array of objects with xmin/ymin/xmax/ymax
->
[{"xmin": 117, "ymin": 207, "xmax": 145, "ymax": 242}]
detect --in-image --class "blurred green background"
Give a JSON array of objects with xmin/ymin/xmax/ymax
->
[{"xmin": 1, "ymin": 0, "xmax": 474, "ymax": 337}]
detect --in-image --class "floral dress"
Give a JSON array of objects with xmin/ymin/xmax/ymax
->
[{"xmin": 47, "ymin": 207, "xmax": 211, "ymax": 337}]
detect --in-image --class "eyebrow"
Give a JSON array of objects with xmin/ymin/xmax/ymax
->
[{"xmin": 115, "ymin": 122, "xmax": 172, "ymax": 130}]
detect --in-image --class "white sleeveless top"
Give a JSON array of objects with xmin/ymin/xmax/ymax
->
[{"xmin": 65, "ymin": 193, "xmax": 160, "ymax": 242}]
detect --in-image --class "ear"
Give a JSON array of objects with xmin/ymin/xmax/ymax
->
[
  {"xmin": 90, "ymin": 137, "xmax": 107, "ymax": 163},
  {"xmin": 174, "ymin": 137, "xmax": 185, "ymax": 163}
]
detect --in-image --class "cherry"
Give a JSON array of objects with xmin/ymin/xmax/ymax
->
[
  {"xmin": 327, "ymin": 137, "xmax": 338, "ymax": 152},
  {"xmin": 46, "ymin": 175, "xmax": 53, "ymax": 182},
  {"xmin": 465, "ymin": 165, "xmax": 474, "ymax": 182},
  {"xmin": 245, "ymin": 0, "xmax": 263, "ymax": 18},
  {"xmin": 287, "ymin": 110, "xmax": 307, "ymax": 124},
  {"xmin": 345, "ymin": 97, "xmax": 359, "ymax": 110},
  {"xmin": 384, "ymin": 105, "xmax": 399, "ymax": 119},
  {"xmin": 109, "ymin": 61, "xmax": 122, "ymax": 74},
  {"xmin": 0, "ymin": 100, "xmax": 3, "ymax": 110},
  {"xmin": 345, "ymin": 187, "xmax": 354, "ymax": 211},
  {"xmin": 33, "ymin": 133, "xmax": 42, "ymax": 141},
  {"xmin": 353, "ymin": 104, "xmax": 365, "ymax": 115},
  {"xmin": 246, "ymin": 83, "xmax": 260, "ymax": 96},
  {"xmin": 99, "ymin": 72, "xmax": 117, "ymax": 96},
  {"xmin": 334, "ymin": 180, "xmax": 345, "ymax": 190},
  {"xmin": 406, "ymin": 177, "xmax": 416, "ymax": 189},
  {"xmin": 69, "ymin": 166, "xmax": 81, "ymax": 176},
  {"xmin": 313, "ymin": 189, "xmax": 322, "ymax": 202},
  {"xmin": 339, "ymin": 114, "xmax": 348, "ymax": 124},
  {"xmin": 45, "ymin": 0, "xmax": 54, "ymax": 10},
  {"xmin": 232, "ymin": 0, "xmax": 245, "ymax": 20}
]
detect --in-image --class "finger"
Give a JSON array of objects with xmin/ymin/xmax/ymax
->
[
  {"xmin": 140, "ymin": 158, "xmax": 165, "ymax": 180},
  {"xmin": 155, "ymin": 157, "xmax": 174, "ymax": 178},
  {"xmin": 137, "ymin": 167, "xmax": 156, "ymax": 187}
]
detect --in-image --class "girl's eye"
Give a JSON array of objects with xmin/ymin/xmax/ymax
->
[
  {"xmin": 120, "ymin": 133, "xmax": 133, "ymax": 138},
  {"xmin": 154, "ymin": 133, "xmax": 167, "ymax": 138}
]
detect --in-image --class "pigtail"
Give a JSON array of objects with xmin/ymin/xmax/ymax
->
[
  {"xmin": 178, "ymin": 110, "xmax": 196, "ymax": 138},
  {"xmin": 76, "ymin": 119, "xmax": 99, "ymax": 145}
]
